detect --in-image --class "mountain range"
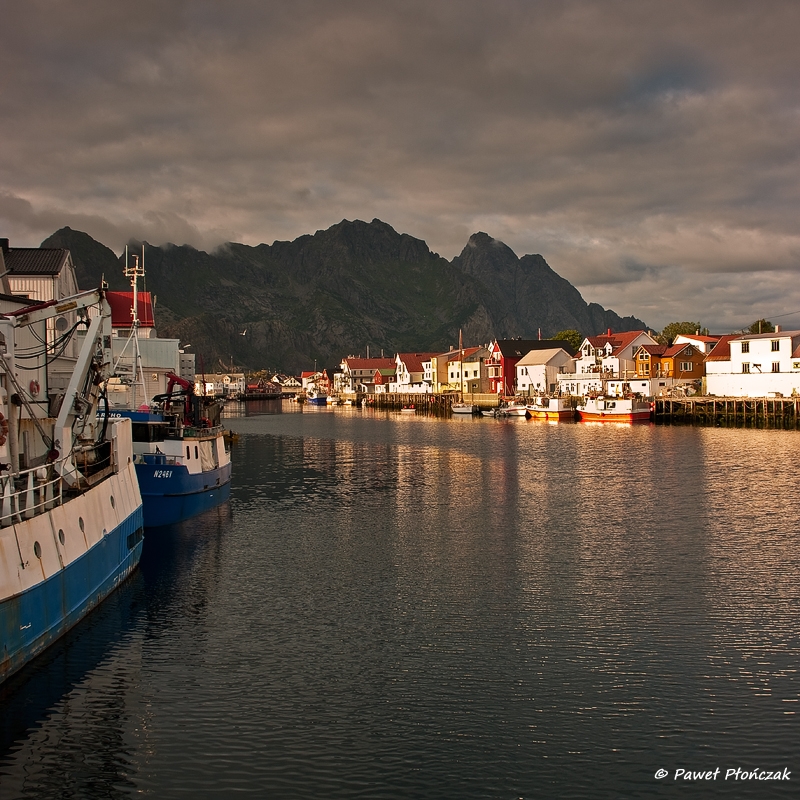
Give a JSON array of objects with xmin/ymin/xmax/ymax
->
[{"xmin": 41, "ymin": 220, "xmax": 647, "ymax": 373}]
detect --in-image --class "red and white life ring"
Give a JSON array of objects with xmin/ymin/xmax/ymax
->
[{"xmin": 29, "ymin": 379, "xmax": 40, "ymax": 397}]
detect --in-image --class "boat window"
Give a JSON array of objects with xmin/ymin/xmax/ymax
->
[
  {"xmin": 79, "ymin": 517, "xmax": 85, "ymax": 532},
  {"xmin": 58, "ymin": 529, "xmax": 65, "ymax": 545},
  {"xmin": 186, "ymin": 446, "xmax": 190, "ymax": 460},
  {"xmin": 132, "ymin": 423, "xmax": 166, "ymax": 442},
  {"xmin": 33, "ymin": 541, "xmax": 42, "ymax": 559},
  {"xmin": 195, "ymin": 446, "xmax": 199, "ymax": 460},
  {"xmin": 110, "ymin": 495, "xmax": 115, "ymax": 509}
]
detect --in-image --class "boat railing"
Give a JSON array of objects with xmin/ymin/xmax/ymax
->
[
  {"xmin": 0, "ymin": 458, "xmax": 67, "ymax": 528},
  {"xmin": 137, "ymin": 453, "xmax": 184, "ymax": 467},
  {"xmin": 182, "ymin": 424, "xmax": 224, "ymax": 438}
]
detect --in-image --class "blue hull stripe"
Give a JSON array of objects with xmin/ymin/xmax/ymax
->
[
  {"xmin": 136, "ymin": 462, "xmax": 232, "ymax": 528},
  {"xmin": 1, "ymin": 508, "xmax": 144, "ymax": 684}
]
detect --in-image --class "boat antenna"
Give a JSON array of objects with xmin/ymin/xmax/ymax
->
[{"xmin": 122, "ymin": 245, "xmax": 147, "ymax": 409}]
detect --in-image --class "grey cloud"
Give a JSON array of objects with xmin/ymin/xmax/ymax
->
[{"xmin": 1, "ymin": 0, "xmax": 800, "ymax": 332}]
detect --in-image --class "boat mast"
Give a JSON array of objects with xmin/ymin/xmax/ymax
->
[{"xmin": 123, "ymin": 245, "xmax": 147, "ymax": 409}]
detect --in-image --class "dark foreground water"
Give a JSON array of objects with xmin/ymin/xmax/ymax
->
[{"xmin": 1, "ymin": 402, "xmax": 798, "ymax": 799}]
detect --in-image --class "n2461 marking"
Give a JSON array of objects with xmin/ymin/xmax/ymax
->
[{"xmin": 153, "ymin": 470, "xmax": 173, "ymax": 479}]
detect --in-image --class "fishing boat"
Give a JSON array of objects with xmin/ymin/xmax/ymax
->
[
  {"xmin": 577, "ymin": 395, "xmax": 652, "ymax": 423},
  {"xmin": 451, "ymin": 402, "xmax": 477, "ymax": 415},
  {"xmin": 106, "ymin": 250, "xmax": 231, "ymax": 528},
  {"xmin": 0, "ymin": 289, "xmax": 144, "ymax": 684},
  {"xmin": 306, "ymin": 389, "xmax": 328, "ymax": 405},
  {"xmin": 526, "ymin": 395, "xmax": 576, "ymax": 421}
]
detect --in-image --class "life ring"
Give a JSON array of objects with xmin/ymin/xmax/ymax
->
[
  {"xmin": 200, "ymin": 417, "xmax": 211, "ymax": 428},
  {"xmin": 0, "ymin": 412, "xmax": 8, "ymax": 447},
  {"xmin": 29, "ymin": 379, "xmax": 40, "ymax": 397}
]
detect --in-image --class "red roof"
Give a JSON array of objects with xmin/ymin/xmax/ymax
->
[
  {"xmin": 586, "ymin": 330, "xmax": 649, "ymax": 355},
  {"xmin": 106, "ymin": 291, "xmax": 155, "ymax": 328},
  {"xmin": 705, "ymin": 335, "xmax": 739, "ymax": 361},
  {"xmin": 397, "ymin": 352, "xmax": 438, "ymax": 373}
]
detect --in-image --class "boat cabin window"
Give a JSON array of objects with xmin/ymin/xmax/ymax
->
[
  {"xmin": 195, "ymin": 445, "xmax": 199, "ymax": 460},
  {"xmin": 131, "ymin": 423, "xmax": 166, "ymax": 443},
  {"xmin": 186, "ymin": 446, "xmax": 190, "ymax": 460}
]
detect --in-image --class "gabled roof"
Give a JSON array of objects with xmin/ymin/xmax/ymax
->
[
  {"xmin": 106, "ymin": 291, "xmax": 155, "ymax": 327},
  {"xmin": 585, "ymin": 330, "xmax": 650, "ymax": 355},
  {"xmin": 495, "ymin": 339, "xmax": 577, "ymax": 358},
  {"xmin": 674, "ymin": 334, "xmax": 720, "ymax": 343},
  {"xmin": 397, "ymin": 352, "xmax": 437, "ymax": 373},
  {"xmin": 705, "ymin": 334, "xmax": 739, "ymax": 361},
  {"xmin": 635, "ymin": 344, "xmax": 668, "ymax": 356},
  {"xmin": 4, "ymin": 248, "xmax": 71, "ymax": 276},
  {"xmin": 516, "ymin": 347, "xmax": 571, "ymax": 366}
]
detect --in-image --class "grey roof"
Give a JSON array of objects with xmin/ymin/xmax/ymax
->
[{"xmin": 5, "ymin": 248, "xmax": 70, "ymax": 275}]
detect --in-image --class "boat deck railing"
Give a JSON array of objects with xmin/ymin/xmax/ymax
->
[{"xmin": 0, "ymin": 458, "xmax": 66, "ymax": 528}]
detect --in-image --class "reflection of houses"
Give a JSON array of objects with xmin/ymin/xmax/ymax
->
[
  {"xmin": 705, "ymin": 328, "xmax": 800, "ymax": 397},
  {"xmin": 487, "ymin": 339, "xmax": 577, "ymax": 395},
  {"xmin": 516, "ymin": 348, "xmax": 575, "ymax": 395}
]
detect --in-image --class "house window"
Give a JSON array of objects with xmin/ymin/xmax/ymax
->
[
  {"xmin": 679, "ymin": 362, "xmax": 692, "ymax": 371},
  {"xmin": 772, "ymin": 362, "xmax": 781, "ymax": 373},
  {"xmin": 742, "ymin": 362, "xmax": 750, "ymax": 373},
  {"xmin": 741, "ymin": 342, "xmax": 750, "ymax": 353},
  {"xmin": 639, "ymin": 352, "xmax": 648, "ymax": 360},
  {"xmin": 772, "ymin": 340, "xmax": 780, "ymax": 351}
]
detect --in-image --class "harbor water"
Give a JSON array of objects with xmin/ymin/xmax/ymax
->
[{"xmin": 1, "ymin": 402, "xmax": 798, "ymax": 798}]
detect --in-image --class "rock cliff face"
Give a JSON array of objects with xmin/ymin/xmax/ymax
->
[{"xmin": 42, "ymin": 220, "xmax": 647, "ymax": 372}]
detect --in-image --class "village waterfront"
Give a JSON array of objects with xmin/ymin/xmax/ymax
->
[{"xmin": 1, "ymin": 401, "xmax": 798, "ymax": 798}]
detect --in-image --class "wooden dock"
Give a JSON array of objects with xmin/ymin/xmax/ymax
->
[
  {"xmin": 363, "ymin": 392, "xmax": 500, "ymax": 416},
  {"xmin": 654, "ymin": 397, "xmax": 800, "ymax": 428}
]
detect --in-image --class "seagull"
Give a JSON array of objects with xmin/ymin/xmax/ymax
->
[{"xmin": 240, "ymin": 328, "xmax": 247, "ymax": 336}]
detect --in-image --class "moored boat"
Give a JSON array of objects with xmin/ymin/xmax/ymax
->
[
  {"xmin": 451, "ymin": 402, "xmax": 477, "ymax": 415},
  {"xmin": 0, "ymin": 289, "xmax": 144, "ymax": 684},
  {"xmin": 111, "ymin": 373, "xmax": 232, "ymax": 528},
  {"xmin": 498, "ymin": 400, "xmax": 530, "ymax": 417},
  {"xmin": 306, "ymin": 389, "xmax": 328, "ymax": 405},
  {"xmin": 577, "ymin": 395, "xmax": 652, "ymax": 423},
  {"xmin": 526, "ymin": 395, "xmax": 576, "ymax": 421}
]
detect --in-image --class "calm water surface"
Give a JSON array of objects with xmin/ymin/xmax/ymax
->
[{"xmin": 1, "ymin": 403, "xmax": 798, "ymax": 799}]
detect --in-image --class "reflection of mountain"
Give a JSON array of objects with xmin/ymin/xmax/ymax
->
[{"xmin": 42, "ymin": 221, "xmax": 647, "ymax": 373}]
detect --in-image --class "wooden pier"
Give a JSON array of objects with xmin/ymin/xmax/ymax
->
[
  {"xmin": 363, "ymin": 392, "xmax": 500, "ymax": 416},
  {"xmin": 654, "ymin": 397, "xmax": 800, "ymax": 428}
]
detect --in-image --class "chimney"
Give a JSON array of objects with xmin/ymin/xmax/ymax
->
[
  {"xmin": 0, "ymin": 238, "xmax": 8, "ymax": 254},
  {"xmin": 776, "ymin": 324, "xmax": 781, "ymax": 333},
  {"xmin": 607, "ymin": 328, "xmax": 612, "ymax": 336}
]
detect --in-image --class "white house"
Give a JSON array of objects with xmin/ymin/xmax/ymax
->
[
  {"xmin": 705, "ymin": 328, "xmax": 800, "ymax": 397},
  {"xmin": 516, "ymin": 348, "xmax": 574, "ymax": 395},
  {"xmin": 557, "ymin": 329, "xmax": 657, "ymax": 396},
  {"xmin": 673, "ymin": 333, "xmax": 721, "ymax": 355},
  {"xmin": 390, "ymin": 353, "xmax": 437, "ymax": 393}
]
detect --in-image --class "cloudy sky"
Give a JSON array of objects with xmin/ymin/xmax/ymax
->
[{"xmin": 2, "ymin": 0, "xmax": 799, "ymax": 332}]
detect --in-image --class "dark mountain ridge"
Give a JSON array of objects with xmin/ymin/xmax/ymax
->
[{"xmin": 42, "ymin": 220, "xmax": 647, "ymax": 372}]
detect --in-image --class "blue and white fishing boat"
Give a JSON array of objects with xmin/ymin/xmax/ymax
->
[
  {"xmin": 0, "ymin": 288, "xmax": 144, "ymax": 684},
  {"xmin": 112, "ymin": 374, "xmax": 232, "ymax": 528},
  {"xmin": 106, "ymin": 249, "xmax": 231, "ymax": 528}
]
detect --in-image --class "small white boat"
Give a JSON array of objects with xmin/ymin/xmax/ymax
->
[
  {"xmin": 498, "ymin": 400, "xmax": 529, "ymax": 417},
  {"xmin": 451, "ymin": 402, "xmax": 476, "ymax": 415}
]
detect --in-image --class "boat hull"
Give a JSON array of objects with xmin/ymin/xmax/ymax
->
[
  {"xmin": 135, "ymin": 460, "xmax": 232, "ymax": 528},
  {"xmin": 527, "ymin": 408, "xmax": 575, "ymax": 421},
  {"xmin": 1, "ymin": 486, "xmax": 144, "ymax": 684},
  {"xmin": 306, "ymin": 397, "xmax": 328, "ymax": 405}
]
